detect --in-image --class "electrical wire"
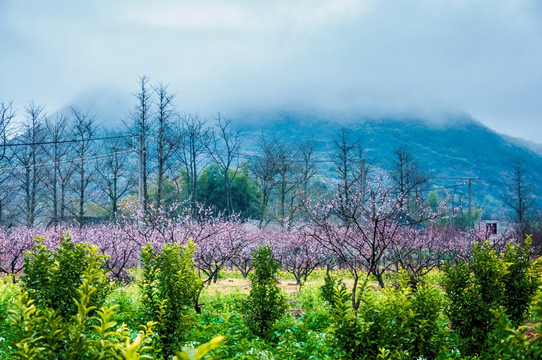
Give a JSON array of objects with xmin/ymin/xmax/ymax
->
[
  {"xmin": 0, "ymin": 149, "xmax": 137, "ymax": 173},
  {"xmin": 0, "ymin": 133, "xmax": 136, "ymax": 148}
]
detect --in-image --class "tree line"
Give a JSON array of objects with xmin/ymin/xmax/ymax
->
[{"xmin": 0, "ymin": 76, "xmax": 538, "ymax": 230}]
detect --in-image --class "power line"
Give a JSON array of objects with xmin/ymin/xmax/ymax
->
[
  {"xmin": 0, "ymin": 133, "xmax": 136, "ymax": 148},
  {"xmin": 0, "ymin": 149, "xmax": 137, "ymax": 173}
]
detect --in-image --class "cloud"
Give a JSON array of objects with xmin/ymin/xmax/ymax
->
[{"xmin": 0, "ymin": 0, "xmax": 541, "ymax": 142}]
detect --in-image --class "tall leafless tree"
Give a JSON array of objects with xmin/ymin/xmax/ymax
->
[
  {"xmin": 389, "ymin": 143, "xmax": 431, "ymax": 219},
  {"xmin": 271, "ymin": 137, "xmax": 299, "ymax": 228},
  {"xmin": 153, "ymin": 82, "xmax": 178, "ymax": 207},
  {"xmin": 330, "ymin": 127, "xmax": 368, "ymax": 220},
  {"xmin": 70, "ymin": 107, "xmax": 98, "ymax": 227},
  {"xmin": 0, "ymin": 101, "xmax": 15, "ymax": 225},
  {"xmin": 503, "ymin": 158, "xmax": 537, "ymax": 223},
  {"xmin": 250, "ymin": 134, "xmax": 279, "ymax": 227},
  {"xmin": 131, "ymin": 75, "xmax": 153, "ymax": 208},
  {"xmin": 176, "ymin": 112, "xmax": 211, "ymax": 217},
  {"xmin": 96, "ymin": 131, "xmax": 137, "ymax": 218},
  {"xmin": 292, "ymin": 139, "xmax": 318, "ymax": 222},
  {"xmin": 13, "ymin": 102, "xmax": 46, "ymax": 226},
  {"xmin": 207, "ymin": 113, "xmax": 241, "ymax": 217},
  {"xmin": 42, "ymin": 114, "xmax": 74, "ymax": 226}
]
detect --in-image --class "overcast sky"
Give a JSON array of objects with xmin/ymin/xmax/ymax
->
[{"xmin": 1, "ymin": 0, "xmax": 542, "ymax": 142}]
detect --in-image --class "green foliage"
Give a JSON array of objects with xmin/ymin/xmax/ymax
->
[
  {"xmin": 320, "ymin": 272, "xmax": 348, "ymax": 309},
  {"xmin": 198, "ymin": 163, "xmax": 262, "ymax": 219},
  {"xmin": 493, "ymin": 289, "xmax": 542, "ymax": 360},
  {"xmin": 443, "ymin": 241, "xmax": 506, "ymax": 356},
  {"xmin": 5, "ymin": 239, "xmax": 222, "ymax": 360},
  {"xmin": 21, "ymin": 234, "xmax": 110, "ymax": 319},
  {"xmin": 502, "ymin": 236, "xmax": 540, "ymax": 326},
  {"xmin": 140, "ymin": 240, "xmax": 202, "ymax": 356},
  {"xmin": 245, "ymin": 245, "xmax": 287, "ymax": 339},
  {"xmin": 329, "ymin": 283, "xmax": 365, "ymax": 359},
  {"xmin": 8, "ymin": 244, "xmax": 157, "ymax": 359},
  {"xmin": 329, "ymin": 274, "xmax": 447, "ymax": 359},
  {"xmin": 174, "ymin": 335, "xmax": 224, "ymax": 360},
  {"xmin": 103, "ymin": 282, "xmax": 144, "ymax": 331},
  {"xmin": 443, "ymin": 238, "xmax": 539, "ymax": 357}
]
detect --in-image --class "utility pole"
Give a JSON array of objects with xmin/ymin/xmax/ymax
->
[
  {"xmin": 138, "ymin": 132, "xmax": 144, "ymax": 208},
  {"xmin": 468, "ymin": 178, "xmax": 472, "ymax": 231}
]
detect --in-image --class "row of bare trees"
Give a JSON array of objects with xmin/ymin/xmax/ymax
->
[{"xmin": 0, "ymin": 75, "xmax": 538, "ymax": 228}]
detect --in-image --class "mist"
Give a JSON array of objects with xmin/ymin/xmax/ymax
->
[{"xmin": 1, "ymin": 0, "xmax": 542, "ymax": 141}]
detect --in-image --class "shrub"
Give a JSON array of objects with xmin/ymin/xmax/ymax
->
[
  {"xmin": 493, "ymin": 289, "xmax": 542, "ymax": 360},
  {"xmin": 443, "ymin": 240, "xmax": 506, "ymax": 356},
  {"xmin": 140, "ymin": 240, "xmax": 202, "ymax": 356},
  {"xmin": 21, "ymin": 233, "xmax": 110, "ymax": 318},
  {"xmin": 329, "ymin": 274, "xmax": 446, "ymax": 359},
  {"xmin": 320, "ymin": 272, "xmax": 348, "ymax": 309},
  {"xmin": 443, "ymin": 238, "xmax": 539, "ymax": 357},
  {"xmin": 8, "ymin": 238, "xmax": 222, "ymax": 359},
  {"xmin": 245, "ymin": 245, "xmax": 287, "ymax": 339},
  {"xmin": 502, "ymin": 236, "xmax": 540, "ymax": 326}
]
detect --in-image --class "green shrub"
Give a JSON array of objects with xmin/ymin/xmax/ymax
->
[
  {"xmin": 140, "ymin": 240, "xmax": 202, "ymax": 356},
  {"xmin": 493, "ymin": 289, "xmax": 542, "ymax": 360},
  {"xmin": 7, "ymin": 239, "xmax": 222, "ymax": 360},
  {"xmin": 502, "ymin": 236, "xmax": 540, "ymax": 326},
  {"xmin": 329, "ymin": 283, "xmax": 364, "ymax": 359},
  {"xmin": 329, "ymin": 274, "xmax": 446, "ymax": 359},
  {"xmin": 0, "ymin": 276, "xmax": 18, "ymax": 357},
  {"xmin": 320, "ymin": 272, "xmax": 348, "ymax": 309},
  {"xmin": 21, "ymin": 234, "xmax": 110, "ymax": 318},
  {"xmin": 443, "ymin": 238, "xmax": 539, "ymax": 357},
  {"xmin": 8, "ymin": 244, "xmax": 157, "ymax": 359},
  {"xmin": 245, "ymin": 245, "xmax": 287, "ymax": 339},
  {"xmin": 443, "ymin": 240, "xmax": 506, "ymax": 356}
]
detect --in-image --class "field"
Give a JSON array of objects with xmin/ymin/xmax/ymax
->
[{"xmin": 0, "ymin": 247, "xmax": 540, "ymax": 360}]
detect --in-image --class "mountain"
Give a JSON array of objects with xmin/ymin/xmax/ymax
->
[
  {"xmin": 56, "ymin": 85, "xmax": 133, "ymax": 129},
  {"xmin": 501, "ymin": 134, "xmax": 542, "ymax": 158},
  {"xmin": 232, "ymin": 110, "xmax": 542, "ymax": 218},
  {"xmin": 51, "ymin": 88, "xmax": 542, "ymax": 218}
]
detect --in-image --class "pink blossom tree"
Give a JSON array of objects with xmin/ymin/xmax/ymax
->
[{"xmin": 306, "ymin": 172, "xmax": 447, "ymax": 311}]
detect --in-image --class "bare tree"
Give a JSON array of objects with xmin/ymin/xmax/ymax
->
[
  {"xmin": 207, "ymin": 113, "xmax": 241, "ymax": 217},
  {"xmin": 0, "ymin": 101, "xmax": 15, "ymax": 161},
  {"xmin": 12, "ymin": 102, "xmax": 46, "ymax": 226},
  {"xmin": 95, "ymin": 131, "xmax": 137, "ymax": 218},
  {"xmin": 176, "ymin": 112, "xmax": 211, "ymax": 217},
  {"xmin": 153, "ymin": 82, "xmax": 178, "ymax": 207},
  {"xmin": 130, "ymin": 75, "xmax": 153, "ymax": 208},
  {"xmin": 250, "ymin": 134, "xmax": 279, "ymax": 227},
  {"xmin": 389, "ymin": 143, "xmax": 431, "ymax": 218},
  {"xmin": 330, "ymin": 127, "xmax": 368, "ymax": 220},
  {"xmin": 271, "ymin": 138, "xmax": 299, "ymax": 228},
  {"xmin": 0, "ymin": 101, "xmax": 15, "ymax": 225},
  {"xmin": 69, "ymin": 107, "xmax": 98, "ymax": 227},
  {"xmin": 292, "ymin": 139, "xmax": 318, "ymax": 222},
  {"xmin": 42, "ymin": 114, "xmax": 74, "ymax": 226},
  {"xmin": 503, "ymin": 158, "xmax": 537, "ymax": 224}
]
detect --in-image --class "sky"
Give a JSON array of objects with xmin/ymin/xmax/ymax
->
[{"xmin": 1, "ymin": 0, "xmax": 542, "ymax": 142}]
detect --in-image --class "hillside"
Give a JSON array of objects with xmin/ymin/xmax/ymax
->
[{"xmin": 233, "ymin": 111, "xmax": 542, "ymax": 217}]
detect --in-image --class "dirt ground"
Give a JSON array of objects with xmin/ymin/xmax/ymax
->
[{"xmin": 203, "ymin": 278, "xmax": 376, "ymax": 296}]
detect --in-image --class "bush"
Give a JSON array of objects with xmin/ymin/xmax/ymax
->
[
  {"xmin": 502, "ymin": 236, "xmax": 540, "ymax": 326},
  {"xmin": 443, "ymin": 238, "xmax": 539, "ymax": 357},
  {"xmin": 320, "ymin": 272, "xmax": 348, "ymax": 309},
  {"xmin": 21, "ymin": 233, "xmax": 110, "ymax": 318},
  {"xmin": 493, "ymin": 289, "xmax": 542, "ymax": 360},
  {"xmin": 443, "ymin": 240, "xmax": 506, "ymax": 356},
  {"xmin": 245, "ymin": 245, "xmax": 287, "ymax": 339},
  {"xmin": 328, "ymin": 273, "xmax": 447, "ymax": 359},
  {"xmin": 7, "ymin": 237, "xmax": 222, "ymax": 359},
  {"xmin": 140, "ymin": 240, "xmax": 202, "ymax": 356}
]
